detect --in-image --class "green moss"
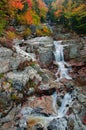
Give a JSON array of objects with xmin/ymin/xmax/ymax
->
[
  {"xmin": 38, "ymin": 71, "xmax": 43, "ymax": 76},
  {"xmin": 10, "ymin": 94, "xmax": 19, "ymax": 100},
  {"xmin": 8, "ymin": 79, "xmax": 13, "ymax": 83},
  {"xmin": 29, "ymin": 80, "xmax": 36, "ymax": 88},
  {"xmin": 0, "ymin": 73, "xmax": 4, "ymax": 79},
  {"xmin": 26, "ymin": 79, "xmax": 36, "ymax": 89},
  {"xmin": 30, "ymin": 62, "xmax": 36, "ymax": 67}
]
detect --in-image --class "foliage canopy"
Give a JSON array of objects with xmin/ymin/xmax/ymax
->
[{"xmin": 47, "ymin": 0, "xmax": 86, "ymax": 33}]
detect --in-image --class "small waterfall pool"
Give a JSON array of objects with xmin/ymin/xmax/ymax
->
[{"xmin": 54, "ymin": 41, "xmax": 72, "ymax": 81}]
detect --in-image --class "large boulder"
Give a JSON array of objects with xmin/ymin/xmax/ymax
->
[
  {"xmin": 0, "ymin": 58, "xmax": 10, "ymax": 73},
  {"xmin": 9, "ymin": 54, "xmax": 31, "ymax": 70},
  {"xmin": 6, "ymin": 66, "xmax": 42, "ymax": 90},
  {"xmin": 0, "ymin": 47, "xmax": 13, "ymax": 73},
  {"xmin": 38, "ymin": 47, "xmax": 53, "ymax": 65},
  {"xmin": 24, "ymin": 36, "xmax": 54, "ymax": 65},
  {"xmin": 0, "ymin": 47, "xmax": 13, "ymax": 57},
  {"xmin": 47, "ymin": 118, "xmax": 68, "ymax": 130},
  {"xmin": 62, "ymin": 39, "xmax": 86, "ymax": 62}
]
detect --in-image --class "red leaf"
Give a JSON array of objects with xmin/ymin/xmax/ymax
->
[{"xmin": 83, "ymin": 115, "xmax": 86, "ymax": 125}]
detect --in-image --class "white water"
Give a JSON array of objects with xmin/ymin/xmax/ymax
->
[
  {"xmin": 57, "ymin": 93, "xmax": 72, "ymax": 117},
  {"xmin": 54, "ymin": 41, "xmax": 72, "ymax": 81},
  {"xmin": 26, "ymin": 92, "xmax": 74, "ymax": 129},
  {"xmin": 21, "ymin": 41, "xmax": 74, "ymax": 129},
  {"xmin": 52, "ymin": 92, "xmax": 73, "ymax": 117},
  {"xmin": 51, "ymin": 91, "xmax": 58, "ymax": 114}
]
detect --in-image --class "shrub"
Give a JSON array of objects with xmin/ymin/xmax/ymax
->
[
  {"xmin": 0, "ymin": 73, "xmax": 4, "ymax": 79},
  {"xmin": 0, "ymin": 19, "xmax": 7, "ymax": 36},
  {"xmin": 36, "ymin": 24, "xmax": 52, "ymax": 36},
  {"xmin": 6, "ymin": 31, "xmax": 16, "ymax": 40},
  {"xmin": 22, "ymin": 28, "xmax": 31, "ymax": 39}
]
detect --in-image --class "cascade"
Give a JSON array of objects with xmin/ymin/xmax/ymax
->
[
  {"xmin": 27, "ymin": 91, "xmax": 74, "ymax": 129},
  {"xmin": 54, "ymin": 41, "xmax": 72, "ymax": 81},
  {"xmin": 21, "ymin": 41, "xmax": 75, "ymax": 130}
]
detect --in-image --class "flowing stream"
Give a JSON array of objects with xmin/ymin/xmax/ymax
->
[
  {"xmin": 26, "ymin": 91, "xmax": 74, "ymax": 130},
  {"xmin": 54, "ymin": 41, "xmax": 72, "ymax": 81},
  {"xmin": 21, "ymin": 41, "xmax": 74, "ymax": 130}
]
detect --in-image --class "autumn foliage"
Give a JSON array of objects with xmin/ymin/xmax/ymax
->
[
  {"xmin": 10, "ymin": 0, "xmax": 24, "ymax": 10},
  {"xmin": 0, "ymin": 0, "xmax": 85, "ymax": 36},
  {"xmin": 0, "ymin": 0, "xmax": 48, "ymax": 36},
  {"xmin": 48, "ymin": 0, "xmax": 86, "ymax": 33}
]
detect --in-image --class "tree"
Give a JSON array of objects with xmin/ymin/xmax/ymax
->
[
  {"xmin": 0, "ymin": 0, "xmax": 48, "ymax": 35},
  {"xmin": 37, "ymin": 0, "xmax": 48, "ymax": 22},
  {"xmin": 48, "ymin": 0, "xmax": 86, "ymax": 33}
]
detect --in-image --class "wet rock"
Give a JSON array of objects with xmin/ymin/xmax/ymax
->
[
  {"xmin": 13, "ymin": 38, "xmax": 24, "ymax": 46},
  {"xmin": 0, "ymin": 108, "xmax": 20, "ymax": 130},
  {"xmin": 32, "ymin": 64, "xmax": 42, "ymax": 72},
  {"xmin": 12, "ymin": 80, "xmax": 23, "ymax": 91},
  {"xmin": 57, "ymin": 97, "xmax": 62, "ymax": 107},
  {"xmin": 24, "ymin": 66, "xmax": 42, "ymax": 82},
  {"xmin": 62, "ymin": 39, "xmax": 86, "ymax": 62},
  {"xmin": 0, "ymin": 47, "xmax": 32, "ymax": 72},
  {"xmin": 13, "ymin": 44, "xmax": 35, "ymax": 62},
  {"xmin": 26, "ymin": 47, "xmax": 31, "ymax": 53},
  {"xmin": 35, "ymin": 87, "xmax": 56, "ymax": 97},
  {"xmin": 78, "ymin": 106, "xmax": 86, "ymax": 123},
  {"xmin": 20, "ymin": 107, "xmax": 33, "ymax": 115},
  {"xmin": 0, "ymin": 59, "xmax": 10, "ymax": 73},
  {"xmin": 6, "ymin": 71, "xmax": 29, "ymax": 87},
  {"xmin": 74, "ymin": 114, "xmax": 86, "ymax": 130},
  {"xmin": 24, "ymin": 36, "xmax": 53, "ymax": 65},
  {"xmin": 6, "ymin": 66, "xmax": 42, "ymax": 91},
  {"xmin": 42, "ymin": 74, "xmax": 49, "ymax": 83},
  {"xmin": 47, "ymin": 118, "xmax": 68, "ymax": 130},
  {"xmin": 17, "ymin": 127, "xmax": 26, "ymax": 130},
  {"xmin": 25, "ymin": 36, "xmax": 53, "ymax": 47},
  {"xmin": 27, "ymin": 95, "xmax": 54, "ymax": 114},
  {"xmin": 1, "ymin": 122, "xmax": 14, "ymax": 130},
  {"xmin": 64, "ymin": 82, "xmax": 74, "ymax": 93},
  {"xmin": 19, "ymin": 119, "xmax": 27, "ymax": 128},
  {"xmin": 0, "ymin": 47, "xmax": 13, "ymax": 57},
  {"xmin": 0, "ymin": 35, "xmax": 86, "ymax": 130},
  {"xmin": 68, "ymin": 112, "xmax": 86, "ymax": 130},
  {"xmin": 27, "ymin": 88, "xmax": 35, "ymax": 95},
  {"xmin": 34, "ymin": 124, "xmax": 43, "ymax": 130},
  {"xmin": 39, "ymin": 84, "xmax": 50, "ymax": 90},
  {"xmin": 77, "ymin": 94, "xmax": 86, "ymax": 106},
  {"xmin": 72, "ymin": 100, "xmax": 81, "ymax": 115},
  {"xmin": 0, "ymin": 89, "xmax": 13, "ymax": 117},
  {"xmin": 67, "ymin": 117, "xmax": 74, "ymax": 130},
  {"xmin": 69, "ymin": 44, "xmax": 80, "ymax": 59},
  {"xmin": 33, "ymin": 65, "xmax": 55, "ymax": 84},
  {"xmin": 39, "ymin": 47, "xmax": 53, "ymax": 65},
  {"xmin": 9, "ymin": 55, "xmax": 28, "ymax": 70},
  {"xmin": 0, "ymin": 115, "xmax": 11, "ymax": 124},
  {"xmin": 31, "ymin": 107, "xmax": 44, "ymax": 114}
]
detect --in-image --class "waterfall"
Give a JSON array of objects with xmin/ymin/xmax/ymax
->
[
  {"xmin": 54, "ymin": 41, "xmax": 72, "ymax": 81},
  {"xmin": 57, "ymin": 93, "xmax": 73, "ymax": 117},
  {"xmin": 20, "ymin": 41, "xmax": 75, "ymax": 130},
  {"xmin": 51, "ymin": 91, "xmax": 58, "ymax": 114},
  {"xmin": 26, "ymin": 92, "xmax": 74, "ymax": 130},
  {"xmin": 51, "ymin": 92, "xmax": 73, "ymax": 118}
]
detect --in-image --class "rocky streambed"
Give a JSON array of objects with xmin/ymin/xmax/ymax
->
[{"xmin": 0, "ymin": 36, "xmax": 86, "ymax": 130}]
